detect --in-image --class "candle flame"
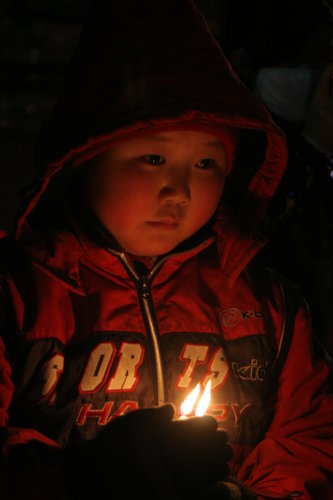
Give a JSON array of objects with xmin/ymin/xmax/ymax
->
[
  {"xmin": 180, "ymin": 379, "xmax": 211, "ymax": 418},
  {"xmin": 180, "ymin": 383, "xmax": 200, "ymax": 416},
  {"xmin": 195, "ymin": 379, "xmax": 211, "ymax": 416}
]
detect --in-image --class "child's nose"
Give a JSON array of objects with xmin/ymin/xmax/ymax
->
[{"xmin": 158, "ymin": 167, "xmax": 191, "ymax": 205}]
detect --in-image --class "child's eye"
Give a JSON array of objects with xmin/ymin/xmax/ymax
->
[
  {"xmin": 142, "ymin": 154, "xmax": 165, "ymax": 166},
  {"xmin": 196, "ymin": 158, "xmax": 217, "ymax": 170}
]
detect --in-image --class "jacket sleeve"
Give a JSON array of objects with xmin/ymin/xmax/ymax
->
[
  {"xmin": 0, "ymin": 280, "xmax": 68, "ymax": 499},
  {"xmin": 237, "ymin": 301, "xmax": 333, "ymax": 499}
]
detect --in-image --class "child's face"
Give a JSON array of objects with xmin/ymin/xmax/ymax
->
[{"xmin": 86, "ymin": 130, "xmax": 228, "ymax": 257}]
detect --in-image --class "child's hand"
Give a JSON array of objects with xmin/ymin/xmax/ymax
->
[
  {"xmin": 303, "ymin": 63, "xmax": 333, "ymax": 155},
  {"xmin": 65, "ymin": 404, "xmax": 232, "ymax": 498}
]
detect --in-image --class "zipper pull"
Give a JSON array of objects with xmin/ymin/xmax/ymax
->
[{"xmin": 140, "ymin": 275, "xmax": 150, "ymax": 299}]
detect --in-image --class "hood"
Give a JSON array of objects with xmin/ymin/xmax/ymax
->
[{"xmin": 15, "ymin": 0, "xmax": 287, "ymax": 282}]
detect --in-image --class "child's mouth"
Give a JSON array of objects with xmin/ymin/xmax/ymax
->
[{"xmin": 146, "ymin": 219, "xmax": 181, "ymax": 230}]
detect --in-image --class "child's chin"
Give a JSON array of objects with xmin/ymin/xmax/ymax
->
[{"xmin": 129, "ymin": 240, "xmax": 179, "ymax": 258}]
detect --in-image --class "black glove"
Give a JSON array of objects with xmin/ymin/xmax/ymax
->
[
  {"xmin": 156, "ymin": 412, "xmax": 232, "ymax": 495},
  {"xmin": 64, "ymin": 404, "xmax": 232, "ymax": 499}
]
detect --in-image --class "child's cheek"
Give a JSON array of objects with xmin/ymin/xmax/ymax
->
[{"xmin": 195, "ymin": 175, "xmax": 225, "ymax": 206}]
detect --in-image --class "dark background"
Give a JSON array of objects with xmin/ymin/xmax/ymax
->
[{"xmin": 1, "ymin": 0, "xmax": 333, "ymax": 356}]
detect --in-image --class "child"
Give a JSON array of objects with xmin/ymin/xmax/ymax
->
[{"xmin": 1, "ymin": 1, "xmax": 332, "ymax": 498}]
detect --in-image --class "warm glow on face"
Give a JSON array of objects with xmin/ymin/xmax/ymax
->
[
  {"xmin": 195, "ymin": 379, "xmax": 211, "ymax": 416},
  {"xmin": 180, "ymin": 380, "xmax": 211, "ymax": 417}
]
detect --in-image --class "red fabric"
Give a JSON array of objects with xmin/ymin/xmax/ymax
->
[
  {"xmin": 237, "ymin": 305, "xmax": 333, "ymax": 499},
  {"xmin": 1, "ymin": 210, "xmax": 333, "ymax": 498}
]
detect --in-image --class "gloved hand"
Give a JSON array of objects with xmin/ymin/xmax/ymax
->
[
  {"xmin": 64, "ymin": 404, "xmax": 232, "ymax": 499},
  {"xmin": 156, "ymin": 410, "xmax": 232, "ymax": 496}
]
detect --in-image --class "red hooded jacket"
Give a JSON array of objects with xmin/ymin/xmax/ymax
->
[{"xmin": 0, "ymin": 1, "xmax": 332, "ymax": 498}]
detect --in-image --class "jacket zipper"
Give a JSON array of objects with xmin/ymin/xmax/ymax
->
[
  {"xmin": 106, "ymin": 249, "xmax": 166, "ymax": 405},
  {"xmin": 138, "ymin": 273, "xmax": 166, "ymax": 405},
  {"xmin": 106, "ymin": 241, "xmax": 210, "ymax": 406}
]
